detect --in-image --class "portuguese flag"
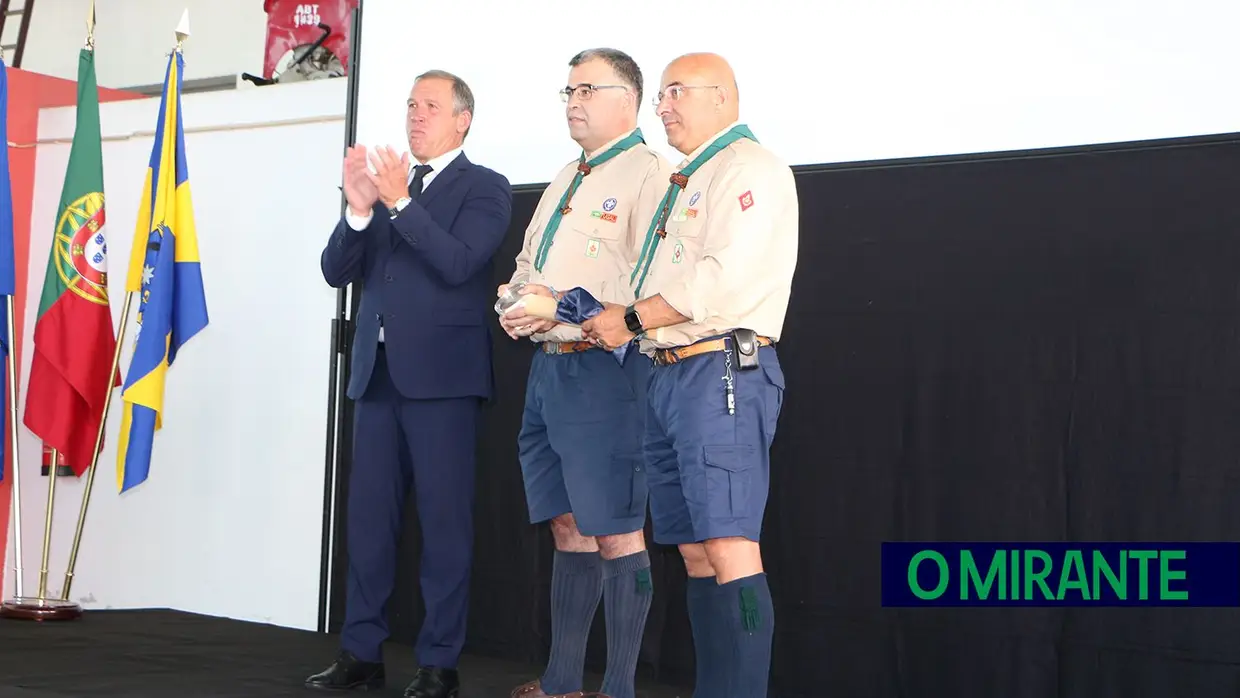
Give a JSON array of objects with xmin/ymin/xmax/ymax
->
[{"xmin": 22, "ymin": 47, "xmax": 120, "ymax": 476}]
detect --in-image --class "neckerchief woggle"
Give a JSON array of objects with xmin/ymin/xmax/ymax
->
[
  {"xmin": 533, "ymin": 128, "xmax": 646, "ymax": 272},
  {"xmin": 630, "ymin": 124, "xmax": 757, "ymax": 298}
]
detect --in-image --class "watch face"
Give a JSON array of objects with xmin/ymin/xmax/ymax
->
[{"xmin": 625, "ymin": 310, "xmax": 641, "ymax": 333}]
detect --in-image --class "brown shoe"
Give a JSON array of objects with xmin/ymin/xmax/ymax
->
[{"xmin": 509, "ymin": 679, "xmax": 613, "ymax": 698}]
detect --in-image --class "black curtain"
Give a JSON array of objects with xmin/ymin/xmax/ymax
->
[{"xmin": 329, "ymin": 133, "xmax": 1240, "ymax": 697}]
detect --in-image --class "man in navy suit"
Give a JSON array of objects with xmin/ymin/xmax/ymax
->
[{"xmin": 307, "ymin": 69, "xmax": 513, "ymax": 698}]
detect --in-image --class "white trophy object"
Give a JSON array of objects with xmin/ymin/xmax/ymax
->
[
  {"xmin": 493, "ymin": 281, "xmax": 528, "ymax": 316},
  {"xmin": 494, "ymin": 282, "xmax": 562, "ymax": 323}
]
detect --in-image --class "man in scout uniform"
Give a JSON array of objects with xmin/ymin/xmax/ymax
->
[
  {"xmin": 497, "ymin": 48, "xmax": 672, "ymax": 698},
  {"xmin": 583, "ymin": 52, "xmax": 799, "ymax": 698}
]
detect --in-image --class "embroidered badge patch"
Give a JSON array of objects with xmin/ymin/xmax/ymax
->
[
  {"xmin": 591, "ymin": 210, "xmax": 618, "ymax": 223},
  {"xmin": 688, "ymin": 191, "xmax": 701, "ymax": 206},
  {"xmin": 586, "ymin": 239, "xmax": 600, "ymax": 258},
  {"xmin": 672, "ymin": 242, "xmax": 684, "ymax": 264},
  {"xmin": 602, "ymin": 197, "xmax": 618, "ymax": 212},
  {"xmin": 738, "ymin": 190, "xmax": 754, "ymax": 211}
]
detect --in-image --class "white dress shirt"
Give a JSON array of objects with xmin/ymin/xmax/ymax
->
[{"xmin": 344, "ymin": 147, "xmax": 464, "ymax": 342}]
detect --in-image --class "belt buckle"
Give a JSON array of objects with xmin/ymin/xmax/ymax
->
[{"xmin": 546, "ymin": 341, "xmax": 584, "ymax": 355}]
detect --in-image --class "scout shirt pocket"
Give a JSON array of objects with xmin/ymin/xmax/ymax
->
[
  {"xmin": 569, "ymin": 213, "xmax": 623, "ymax": 263},
  {"xmin": 663, "ymin": 200, "xmax": 707, "ymax": 268},
  {"xmin": 667, "ymin": 188, "xmax": 706, "ymax": 237}
]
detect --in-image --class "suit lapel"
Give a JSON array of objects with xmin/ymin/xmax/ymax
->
[
  {"xmin": 389, "ymin": 153, "xmax": 470, "ymax": 252},
  {"xmin": 420, "ymin": 152, "xmax": 469, "ymax": 202}
]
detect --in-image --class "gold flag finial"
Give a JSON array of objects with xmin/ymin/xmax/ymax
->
[
  {"xmin": 85, "ymin": 0, "xmax": 96, "ymax": 50},
  {"xmin": 174, "ymin": 9, "xmax": 191, "ymax": 52}
]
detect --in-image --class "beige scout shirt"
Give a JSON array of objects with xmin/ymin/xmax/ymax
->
[
  {"xmin": 637, "ymin": 123, "xmax": 800, "ymax": 355},
  {"xmin": 509, "ymin": 130, "xmax": 672, "ymax": 343}
]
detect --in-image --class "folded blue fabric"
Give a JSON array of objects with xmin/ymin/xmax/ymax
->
[{"xmin": 555, "ymin": 287, "xmax": 630, "ymax": 364}]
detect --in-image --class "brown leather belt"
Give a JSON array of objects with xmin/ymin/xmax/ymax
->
[
  {"xmin": 653, "ymin": 335, "xmax": 773, "ymax": 366},
  {"xmin": 541, "ymin": 340, "xmax": 596, "ymax": 355}
]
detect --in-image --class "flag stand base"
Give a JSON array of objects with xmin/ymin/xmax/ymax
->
[{"xmin": 0, "ymin": 597, "xmax": 83, "ymax": 621}]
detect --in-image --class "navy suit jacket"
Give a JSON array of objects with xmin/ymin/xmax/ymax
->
[{"xmin": 321, "ymin": 152, "xmax": 513, "ymax": 402}]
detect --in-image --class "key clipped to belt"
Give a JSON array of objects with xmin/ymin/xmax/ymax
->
[{"xmin": 721, "ymin": 329, "xmax": 760, "ymax": 416}]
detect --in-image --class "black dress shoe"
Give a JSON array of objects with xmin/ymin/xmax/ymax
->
[
  {"xmin": 403, "ymin": 666, "xmax": 460, "ymax": 698},
  {"xmin": 304, "ymin": 650, "xmax": 385, "ymax": 691}
]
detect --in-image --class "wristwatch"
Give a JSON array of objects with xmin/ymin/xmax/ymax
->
[
  {"xmin": 388, "ymin": 197, "xmax": 411, "ymax": 218},
  {"xmin": 623, "ymin": 304, "xmax": 643, "ymax": 334}
]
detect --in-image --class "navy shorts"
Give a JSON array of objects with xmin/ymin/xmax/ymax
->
[
  {"xmin": 645, "ymin": 341, "xmax": 785, "ymax": 545},
  {"xmin": 518, "ymin": 346, "xmax": 651, "ymax": 537}
]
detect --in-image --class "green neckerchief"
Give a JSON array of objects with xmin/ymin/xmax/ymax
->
[
  {"xmin": 533, "ymin": 128, "xmax": 646, "ymax": 272},
  {"xmin": 630, "ymin": 124, "xmax": 756, "ymax": 297}
]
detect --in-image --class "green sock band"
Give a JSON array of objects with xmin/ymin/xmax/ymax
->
[
  {"xmin": 740, "ymin": 586, "xmax": 761, "ymax": 631},
  {"xmin": 635, "ymin": 568, "xmax": 652, "ymax": 594}
]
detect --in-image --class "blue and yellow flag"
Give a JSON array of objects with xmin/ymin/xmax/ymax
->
[
  {"xmin": 116, "ymin": 49, "xmax": 208, "ymax": 493},
  {"xmin": 0, "ymin": 58, "xmax": 14, "ymax": 297},
  {"xmin": 0, "ymin": 58, "xmax": 15, "ymax": 482}
]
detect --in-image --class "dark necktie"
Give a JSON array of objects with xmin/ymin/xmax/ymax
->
[{"xmin": 409, "ymin": 164, "xmax": 433, "ymax": 200}]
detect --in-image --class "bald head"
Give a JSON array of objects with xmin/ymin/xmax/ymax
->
[
  {"xmin": 655, "ymin": 52, "xmax": 740, "ymax": 155},
  {"xmin": 669, "ymin": 53, "xmax": 739, "ymax": 103}
]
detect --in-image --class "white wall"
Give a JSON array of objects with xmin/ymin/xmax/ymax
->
[
  {"xmin": 18, "ymin": 0, "xmax": 267, "ymax": 89},
  {"xmin": 357, "ymin": 0, "xmax": 1240, "ymax": 186},
  {"xmin": 3, "ymin": 76, "xmax": 348, "ymax": 630}
]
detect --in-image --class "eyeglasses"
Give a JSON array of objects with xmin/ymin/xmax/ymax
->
[
  {"xmin": 651, "ymin": 84, "xmax": 720, "ymax": 108},
  {"xmin": 560, "ymin": 84, "xmax": 628, "ymax": 102}
]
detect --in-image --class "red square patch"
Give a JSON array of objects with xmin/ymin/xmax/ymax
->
[{"xmin": 738, "ymin": 190, "xmax": 754, "ymax": 211}]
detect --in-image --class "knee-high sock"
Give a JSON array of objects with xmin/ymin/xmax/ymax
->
[
  {"xmin": 685, "ymin": 575, "xmax": 727, "ymax": 697},
  {"xmin": 599, "ymin": 550, "xmax": 654, "ymax": 698},
  {"xmin": 718, "ymin": 573, "xmax": 775, "ymax": 698},
  {"xmin": 540, "ymin": 550, "xmax": 603, "ymax": 694}
]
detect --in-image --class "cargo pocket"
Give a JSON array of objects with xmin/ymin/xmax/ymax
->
[{"xmin": 701, "ymin": 444, "xmax": 756, "ymax": 519}]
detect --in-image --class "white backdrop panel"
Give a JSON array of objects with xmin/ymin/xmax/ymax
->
[
  {"xmin": 5, "ymin": 77, "xmax": 347, "ymax": 630},
  {"xmin": 355, "ymin": 0, "xmax": 1240, "ymax": 186}
]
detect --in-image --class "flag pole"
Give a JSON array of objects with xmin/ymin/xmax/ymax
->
[
  {"xmin": 61, "ymin": 5, "xmax": 189, "ymax": 602},
  {"xmin": 0, "ymin": 269, "xmax": 69, "ymax": 619},
  {"xmin": 57, "ymin": 0, "xmax": 119, "ymax": 603},
  {"xmin": 60, "ymin": 295, "xmax": 129, "ymax": 600},
  {"xmin": 5, "ymin": 294, "xmax": 24, "ymax": 600},
  {"xmin": 34, "ymin": 447, "xmax": 60, "ymax": 598},
  {"xmin": 0, "ymin": 2, "xmax": 97, "ymax": 621}
]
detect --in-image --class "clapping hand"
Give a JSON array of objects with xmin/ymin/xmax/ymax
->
[
  {"xmin": 366, "ymin": 146, "xmax": 411, "ymax": 208},
  {"xmin": 342, "ymin": 145, "xmax": 379, "ymax": 215}
]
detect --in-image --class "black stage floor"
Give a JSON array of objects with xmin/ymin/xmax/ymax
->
[{"xmin": 0, "ymin": 609, "xmax": 686, "ymax": 697}]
